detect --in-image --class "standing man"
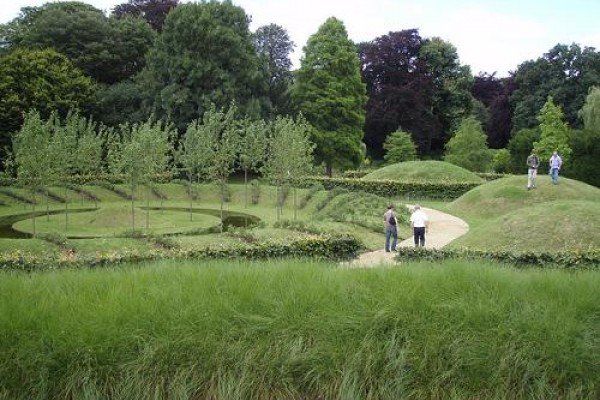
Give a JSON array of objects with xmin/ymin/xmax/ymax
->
[
  {"xmin": 526, "ymin": 150, "xmax": 540, "ymax": 190},
  {"xmin": 410, "ymin": 204, "xmax": 429, "ymax": 247},
  {"xmin": 549, "ymin": 151, "xmax": 562, "ymax": 185},
  {"xmin": 383, "ymin": 204, "xmax": 397, "ymax": 252}
]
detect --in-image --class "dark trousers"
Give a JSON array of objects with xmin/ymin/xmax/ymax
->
[{"xmin": 413, "ymin": 227, "xmax": 426, "ymax": 247}]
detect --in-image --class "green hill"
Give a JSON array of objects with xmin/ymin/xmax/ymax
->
[
  {"xmin": 363, "ymin": 161, "xmax": 483, "ymax": 182},
  {"xmin": 448, "ymin": 200, "xmax": 600, "ymax": 252},
  {"xmin": 448, "ymin": 175, "xmax": 600, "ymax": 219}
]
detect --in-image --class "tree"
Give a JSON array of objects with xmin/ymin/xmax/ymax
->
[
  {"xmin": 579, "ymin": 86, "xmax": 600, "ymax": 131},
  {"xmin": 3, "ymin": 2, "xmax": 156, "ymax": 84},
  {"xmin": 506, "ymin": 127, "xmax": 540, "ymax": 174},
  {"xmin": 263, "ymin": 115, "xmax": 314, "ymax": 219},
  {"xmin": 383, "ymin": 129, "xmax": 417, "ymax": 164},
  {"xmin": 471, "ymin": 73, "xmax": 515, "ymax": 148},
  {"xmin": 360, "ymin": 29, "xmax": 438, "ymax": 159},
  {"xmin": 533, "ymin": 96, "xmax": 572, "ymax": 164},
  {"xmin": 111, "ymin": 0, "xmax": 179, "ymax": 32},
  {"xmin": 141, "ymin": 1, "xmax": 265, "ymax": 130},
  {"xmin": 0, "ymin": 48, "xmax": 96, "ymax": 150},
  {"xmin": 201, "ymin": 104, "xmax": 239, "ymax": 231},
  {"xmin": 292, "ymin": 17, "xmax": 366, "ymax": 175},
  {"xmin": 254, "ymin": 24, "xmax": 295, "ymax": 117},
  {"xmin": 238, "ymin": 118, "xmax": 268, "ymax": 207},
  {"xmin": 511, "ymin": 43, "xmax": 600, "ymax": 133},
  {"xmin": 420, "ymin": 37, "xmax": 474, "ymax": 149},
  {"xmin": 444, "ymin": 116, "xmax": 492, "ymax": 172},
  {"xmin": 11, "ymin": 111, "xmax": 52, "ymax": 235}
]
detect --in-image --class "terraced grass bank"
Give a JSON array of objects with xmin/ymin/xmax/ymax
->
[{"xmin": 1, "ymin": 259, "xmax": 599, "ymax": 399}]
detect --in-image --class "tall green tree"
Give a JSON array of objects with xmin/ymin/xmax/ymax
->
[
  {"xmin": 292, "ymin": 17, "xmax": 366, "ymax": 175},
  {"xmin": 111, "ymin": 0, "xmax": 180, "ymax": 32},
  {"xmin": 579, "ymin": 86, "xmax": 600, "ymax": 131},
  {"xmin": 506, "ymin": 127, "xmax": 540, "ymax": 174},
  {"xmin": 141, "ymin": 1, "xmax": 265, "ymax": 130},
  {"xmin": 0, "ymin": 48, "xmax": 96, "ymax": 150},
  {"xmin": 444, "ymin": 116, "xmax": 492, "ymax": 172},
  {"xmin": 533, "ymin": 96, "xmax": 572, "ymax": 164}
]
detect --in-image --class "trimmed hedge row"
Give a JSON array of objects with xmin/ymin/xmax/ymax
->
[
  {"xmin": 0, "ymin": 234, "xmax": 362, "ymax": 272},
  {"xmin": 291, "ymin": 177, "xmax": 481, "ymax": 199},
  {"xmin": 396, "ymin": 247, "xmax": 600, "ymax": 269}
]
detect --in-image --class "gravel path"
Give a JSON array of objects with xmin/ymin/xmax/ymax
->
[{"xmin": 342, "ymin": 205, "xmax": 469, "ymax": 268}]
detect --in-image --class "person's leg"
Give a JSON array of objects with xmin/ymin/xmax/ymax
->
[
  {"xmin": 413, "ymin": 228, "xmax": 419, "ymax": 247},
  {"xmin": 532, "ymin": 168, "xmax": 537, "ymax": 188},
  {"xmin": 551, "ymin": 168, "xmax": 558, "ymax": 184},
  {"xmin": 385, "ymin": 228, "xmax": 391, "ymax": 252},
  {"xmin": 527, "ymin": 168, "xmax": 534, "ymax": 189},
  {"xmin": 417, "ymin": 227, "xmax": 425, "ymax": 247},
  {"xmin": 391, "ymin": 228, "xmax": 398, "ymax": 251}
]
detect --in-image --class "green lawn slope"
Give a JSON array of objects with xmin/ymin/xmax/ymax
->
[
  {"xmin": 362, "ymin": 161, "xmax": 483, "ymax": 182},
  {"xmin": 448, "ymin": 200, "xmax": 600, "ymax": 252},
  {"xmin": 447, "ymin": 175, "xmax": 600, "ymax": 219}
]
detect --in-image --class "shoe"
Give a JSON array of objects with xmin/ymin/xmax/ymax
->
[{"xmin": 385, "ymin": 250, "xmax": 390, "ymax": 252}]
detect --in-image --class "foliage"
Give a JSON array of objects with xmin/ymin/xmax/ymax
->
[
  {"xmin": 0, "ymin": 48, "xmax": 96, "ymax": 148},
  {"xmin": 471, "ymin": 73, "xmax": 515, "ymax": 148},
  {"xmin": 238, "ymin": 118, "xmax": 268, "ymax": 206},
  {"xmin": 511, "ymin": 43, "xmax": 600, "ymax": 132},
  {"xmin": 263, "ymin": 115, "xmax": 315, "ymax": 218},
  {"xmin": 564, "ymin": 128, "xmax": 600, "ymax": 187},
  {"xmin": 140, "ymin": 1, "xmax": 265, "ymax": 130},
  {"xmin": 579, "ymin": 86, "xmax": 600, "ymax": 131},
  {"xmin": 254, "ymin": 23, "xmax": 295, "ymax": 117},
  {"xmin": 360, "ymin": 29, "xmax": 436, "ymax": 158},
  {"xmin": 533, "ymin": 96, "xmax": 572, "ymax": 163},
  {"xmin": 383, "ymin": 129, "xmax": 417, "ymax": 164},
  {"xmin": 491, "ymin": 148, "xmax": 511, "ymax": 173},
  {"xmin": 506, "ymin": 127, "xmax": 540, "ymax": 173},
  {"xmin": 3, "ymin": 1, "xmax": 156, "ymax": 84},
  {"xmin": 444, "ymin": 116, "xmax": 493, "ymax": 172},
  {"xmin": 111, "ymin": 0, "xmax": 180, "ymax": 32},
  {"xmin": 293, "ymin": 17, "xmax": 366, "ymax": 174}
]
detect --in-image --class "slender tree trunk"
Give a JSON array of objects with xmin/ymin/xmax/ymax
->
[
  {"xmin": 220, "ymin": 181, "xmax": 224, "ymax": 233},
  {"xmin": 188, "ymin": 176, "xmax": 193, "ymax": 222},
  {"xmin": 31, "ymin": 189, "xmax": 36, "ymax": 236},
  {"xmin": 46, "ymin": 187, "xmax": 50, "ymax": 222},
  {"xmin": 146, "ymin": 185, "xmax": 150, "ymax": 230},
  {"xmin": 64, "ymin": 186, "xmax": 69, "ymax": 232},
  {"xmin": 244, "ymin": 168, "xmax": 248, "ymax": 208},
  {"xmin": 130, "ymin": 183, "xmax": 135, "ymax": 231},
  {"xmin": 294, "ymin": 186, "xmax": 297, "ymax": 220}
]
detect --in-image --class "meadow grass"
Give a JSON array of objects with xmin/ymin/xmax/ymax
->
[{"xmin": 1, "ymin": 259, "xmax": 599, "ymax": 399}]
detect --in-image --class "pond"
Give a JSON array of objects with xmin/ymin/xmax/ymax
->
[{"xmin": 0, "ymin": 207, "xmax": 260, "ymax": 239}]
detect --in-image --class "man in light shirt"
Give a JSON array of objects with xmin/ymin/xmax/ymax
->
[
  {"xmin": 549, "ymin": 151, "xmax": 562, "ymax": 185},
  {"xmin": 409, "ymin": 204, "xmax": 429, "ymax": 247}
]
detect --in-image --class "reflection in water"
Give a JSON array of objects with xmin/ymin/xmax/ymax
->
[{"xmin": 0, "ymin": 207, "xmax": 260, "ymax": 239}]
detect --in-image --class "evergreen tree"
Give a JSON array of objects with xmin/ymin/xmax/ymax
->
[
  {"xmin": 292, "ymin": 17, "xmax": 366, "ymax": 175},
  {"xmin": 534, "ymin": 96, "xmax": 572, "ymax": 164},
  {"xmin": 444, "ymin": 116, "xmax": 492, "ymax": 172}
]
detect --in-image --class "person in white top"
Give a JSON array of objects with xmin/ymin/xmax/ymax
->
[{"xmin": 409, "ymin": 204, "xmax": 429, "ymax": 247}]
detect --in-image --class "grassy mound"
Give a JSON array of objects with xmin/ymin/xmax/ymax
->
[
  {"xmin": 362, "ymin": 161, "xmax": 483, "ymax": 182},
  {"xmin": 448, "ymin": 175, "xmax": 600, "ymax": 219},
  {"xmin": 448, "ymin": 200, "xmax": 600, "ymax": 252}
]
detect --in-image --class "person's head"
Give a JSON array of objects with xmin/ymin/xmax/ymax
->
[
  {"xmin": 531, "ymin": 149, "xmax": 536, "ymax": 155},
  {"xmin": 553, "ymin": 151, "xmax": 558, "ymax": 156},
  {"xmin": 413, "ymin": 204, "xmax": 421, "ymax": 211},
  {"xmin": 388, "ymin": 204, "xmax": 394, "ymax": 210}
]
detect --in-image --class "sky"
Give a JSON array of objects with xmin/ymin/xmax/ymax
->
[{"xmin": 2, "ymin": 0, "xmax": 600, "ymax": 77}]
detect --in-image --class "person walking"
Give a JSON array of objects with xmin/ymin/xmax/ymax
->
[
  {"xmin": 383, "ymin": 204, "xmax": 397, "ymax": 252},
  {"xmin": 410, "ymin": 204, "xmax": 429, "ymax": 247},
  {"xmin": 549, "ymin": 151, "xmax": 562, "ymax": 185},
  {"xmin": 526, "ymin": 150, "xmax": 540, "ymax": 190}
]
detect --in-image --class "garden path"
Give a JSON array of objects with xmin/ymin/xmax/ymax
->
[{"xmin": 342, "ymin": 205, "xmax": 469, "ymax": 268}]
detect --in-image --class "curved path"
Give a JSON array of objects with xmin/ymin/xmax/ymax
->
[{"xmin": 343, "ymin": 205, "xmax": 469, "ymax": 268}]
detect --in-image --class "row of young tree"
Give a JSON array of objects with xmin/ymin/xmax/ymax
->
[
  {"xmin": 7, "ymin": 104, "xmax": 314, "ymax": 234},
  {"xmin": 3, "ymin": 0, "xmax": 600, "ymax": 180}
]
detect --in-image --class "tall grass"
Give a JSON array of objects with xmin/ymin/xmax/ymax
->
[{"xmin": 1, "ymin": 259, "xmax": 600, "ymax": 399}]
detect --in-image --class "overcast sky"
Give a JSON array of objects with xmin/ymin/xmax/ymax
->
[{"xmin": 2, "ymin": 0, "xmax": 600, "ymax": 76}]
